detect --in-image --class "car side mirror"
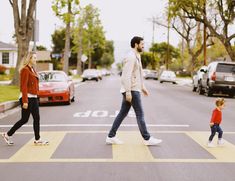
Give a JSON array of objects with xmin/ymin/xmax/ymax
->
[{"xmin": 200, "ymin": 69, "xmax": 207, "ymax": 73}]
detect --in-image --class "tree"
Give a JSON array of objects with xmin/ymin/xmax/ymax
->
[
  {"xmin": 73, "ymin": 4, "xmax": 105, "ymax": 71},
  {"xmin": 141, "ymin": 52, "xmax": 159, "ymax": 69},
  {"xmin": 150, "ymin": 42, "xmax": 180, "ymax": 68},
  {"xmin": 98, "ymin": 40, "xmax": 115, "ymax": 68},
  {"xmin": 52, "ymin": 0, "xmax": 80, "ymax": 74},
  {"xmin": 171, "ymin": 15, "xmax": 213, "ymax": 75},
  {"xmin": 169, "ymin": 0, "xmax": 235, "ymax": 61},
  {"xmin": 9, "ymin": 0, "xmax": 37, "ymax": 85}
]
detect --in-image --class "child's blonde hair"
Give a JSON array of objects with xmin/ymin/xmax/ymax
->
[{"xmin": 215, "ymin": 98, "xmax": 225, "ymax": 107}]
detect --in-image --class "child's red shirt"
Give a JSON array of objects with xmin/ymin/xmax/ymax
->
[{"xmin": 210, "ymin": 108, "xmax": 222, "ymax": 124}]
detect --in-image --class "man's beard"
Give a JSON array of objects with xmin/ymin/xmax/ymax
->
[{"xmin": 137, "ymin": 47, "xmax": 143, "ymax": 53}]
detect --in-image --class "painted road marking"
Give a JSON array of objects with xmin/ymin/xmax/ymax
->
[
  {"xmin": 186, "ymin": 131, "xmax": 235, "ymax": 162},
  {"xmin": 112, "ymin": 132, "xmax": 154, "ymax": 162},
  {"xmin": 73, "ymin": 110, "xmax": 136, "ymax": 118},
  {"xmin": 9, "ymin": 132, "xmax": 66, "ymax": 162},
  {"xmin": 0, "ymin": 124, "xmax": 190, "ymax": 128},
  {"xmin": 0, "ymin": 131, "xmax": 235, "ymax": 163}
]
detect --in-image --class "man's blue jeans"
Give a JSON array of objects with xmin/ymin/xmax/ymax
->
[{"xmin": 108, "ymin": 91, "xmax": 150, "ymax": 140}]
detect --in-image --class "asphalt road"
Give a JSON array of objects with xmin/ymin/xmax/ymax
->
[{"xmin": 0, "ymin": 75, "xmax": 235, "ymax": 181}]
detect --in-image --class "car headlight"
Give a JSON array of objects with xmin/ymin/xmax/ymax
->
[{"xmin": 53, "ymin": 88, "xmax": 68, "ymax": 92}]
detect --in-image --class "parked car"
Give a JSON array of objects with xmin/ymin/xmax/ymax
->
[
  {"xmin": 199, "ymin": 61, "xmax": 235, "ymax": 97},
  {"xmin": 192, "ymin": 66, "xmax": 207, "ymax": 92},
  {"xmin": 81, "ymin": 69, "xmax": 99, "ymax": 82},
  {"xmin": 143, "ymin": 69, "xmax": 158, "ymax": 80},
  {"xmin": 159, "ymin": 70, "xmax": 176, "ymax": 84},
  {"xmin": 38, "ymin": 71, "xmax": 75, "ymax": 105}
]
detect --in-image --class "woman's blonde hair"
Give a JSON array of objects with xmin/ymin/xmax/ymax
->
[{"xmin": 18, "ymin": 51, "xmax": 36, "ymax": 72}]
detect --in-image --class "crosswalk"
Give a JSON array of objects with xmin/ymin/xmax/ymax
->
[{"xmin": 0, "ymin": 131, "xmax": 235, "ymax": 163}]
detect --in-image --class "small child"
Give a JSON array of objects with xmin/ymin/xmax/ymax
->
[{"xmin": 207, "ymin": 98, "xmax": 225, "ymax": 147}]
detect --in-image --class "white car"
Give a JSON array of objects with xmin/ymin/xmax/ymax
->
[
  {"xmin": 159, "ymin": 70, "xmax": 176, "ymax": 84},
  {"xmin": 192, "ymin": 66, "xmax": 207, "ymax": 92}
]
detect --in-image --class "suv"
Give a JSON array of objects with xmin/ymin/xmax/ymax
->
[
  {"xmin": 192, "ymin": 66, "xmax": 207, "ymax": 92},
  {"xmin": 199, "ymin": 61, "xmax": 235, "ymax": 97}
]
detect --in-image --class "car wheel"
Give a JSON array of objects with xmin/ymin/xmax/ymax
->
[
  {"xmin": 192, "ymin": 81, "xmax": 197, "ymax": 92},
  {"xmin": 65, "ymin": 94, "xmax": 71, "ymax": 105},
  {"xmin": 71, "ymin": 96, "xmax": 75, "ymax": 102},
  {"xmin": 228, "ymin": 92, "xmax": 234, "ymax": 98},
  {"xmin": 206, "ymin": 86, "xmax": 213, "ymax": 97},
  {"xmin": 160, "ymin": 81, "xmax": 163, "ymax": 83},
  {"xmin": 173, "ymin": 82, "xmax": 176, "ymax": 84},
  {"xmin": 198, "ymin": 82, "xmax": 204, "ymax": 95}
]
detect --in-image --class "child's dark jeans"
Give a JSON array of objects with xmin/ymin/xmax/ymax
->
[{"xmin": 209, "ymin": 124, "xmax": 223, "ymax": 141}]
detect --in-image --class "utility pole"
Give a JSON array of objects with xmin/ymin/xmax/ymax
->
[
  {"xmin": 33, "ymin": 1, "xmax": 37, "ymax": 52},
  {"xmin": 203, "ymin": 1, "xmax": 207, "ymax": 65},
  {"xmin": 166, "ymin": 0, "xmax": 170, "ymax": 70}
]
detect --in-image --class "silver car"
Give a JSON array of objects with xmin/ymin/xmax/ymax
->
[
  {"xmin": 199, "ymin": 61, "xmax": 235, "ymax": 97},
  {"xmin": 159, "ymin": 70, "xmax": 176, "ymax": 84},
  {"xmin": 192, "ymin": 66, "xmax": 207, "ymax": 92}
]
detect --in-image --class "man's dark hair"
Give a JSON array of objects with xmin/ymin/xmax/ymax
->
[{"xmin": 130, "ymin": 36, "xmax": 144, "ymax": 48}]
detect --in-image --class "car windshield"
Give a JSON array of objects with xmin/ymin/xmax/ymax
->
[
  {"xmin": 216, "ymin": 63, "xmax": 235, "ymax": 73},
  {"xmin": 162, "ymin": 71, "xmax": 175, "ymax": 76},
  {"xmin": 39, "ymin": 72, "xmax": 67, "ymax": 82}
]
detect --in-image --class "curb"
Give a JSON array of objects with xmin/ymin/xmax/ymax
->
[{"xmin": 0, "ymin": 100, "xmax": 19, "ymax": 113}]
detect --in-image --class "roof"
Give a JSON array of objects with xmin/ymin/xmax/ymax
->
[{"xmin": 0, "ymin": 41, "xmax": 17, "ymax": 51}]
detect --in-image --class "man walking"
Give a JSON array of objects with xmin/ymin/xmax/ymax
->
[{"xmin": 106, "ymin": 36, "xmax": 162, "ymax": 146}]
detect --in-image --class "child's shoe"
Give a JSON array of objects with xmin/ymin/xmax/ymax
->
[
  {"xmin": 207, "ymin": 141, "xmax": 216, "ymax": 148},
  {"xmin": 217, "ymin": 139, "xmax": 225, "ymax": 146}
]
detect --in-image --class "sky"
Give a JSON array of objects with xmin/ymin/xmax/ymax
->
[{"xmin": 0, "ymin": 0, "xmax": 180, "ymax": 62}]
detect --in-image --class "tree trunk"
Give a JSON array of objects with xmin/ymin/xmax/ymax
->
[
  {"xmin": 88, "ymin": 40, "xmax": 92, "ymax": 69},
  {"xmin": 11, "ymin": 38, "xmax": 29, "ymax": 86},
  {"xmin": 76, "ymin": 49, "xmax": 82, "ymax": 75},
  {"xmin": 224, "ymin": 41, "xmax": 235, "ymax": 61},
  {"xmin": 76, "ymin": 28, "xmax": 82, "ymax": 75},
  {"xmin": 63, "ymin": 21, "xmax": 70, "ymax": 74},
  {"xmin": 10, "ymin": 0, "xmax": 36, "ymax": 86}
]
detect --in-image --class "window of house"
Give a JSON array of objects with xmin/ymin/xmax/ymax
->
[{"xmin": 2, "ymin": 52, "xmax": 10, "ymax": 64}]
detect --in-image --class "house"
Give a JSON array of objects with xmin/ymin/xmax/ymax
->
[
  {"xmin": 36, "ymin": 50, "xmax": 53, "ymax": 71},
  {"xmin": 0, "ymin": 41, "xmax": 53, "ymax": 71},
  {"xmin": 0, "ymin": 41, "xmax": 17, "ymax": 68}
]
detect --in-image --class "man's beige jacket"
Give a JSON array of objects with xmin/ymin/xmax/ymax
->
[{"xmin": 120, "ymin": 50, "xmax": 145, "ymax": 93}]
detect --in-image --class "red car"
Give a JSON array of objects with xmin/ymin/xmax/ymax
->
[{"xmin": 38, "ymin": 71, "xmax": 75, "ymax": 105}]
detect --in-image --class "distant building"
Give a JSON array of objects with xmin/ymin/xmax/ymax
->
[
  {"xmin": 0, "ymin": 41, "xmax": 17, "ymax": 68},
  {"xmin": 36, "ymin": 50, "xmax": 53, "ymax": 71}
]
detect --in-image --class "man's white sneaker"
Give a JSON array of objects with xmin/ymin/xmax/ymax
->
[
  {"xmin": 106, "ymin": 136, "xmax": 123, "ymax": 145},
  {"xmin": 207, "ymin": 142, "xmax": 216, "ymax": 148},
  {"xmin": 2, "ymin": 133, "xmax": 14, "ymax": 146},
  {"xmin": 217, "ymin": 139, "xmax": 225, "ymax": 146},
  {"xmin": 144, "ymin": 136, "xmax": 162, "ymax": 146}
]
